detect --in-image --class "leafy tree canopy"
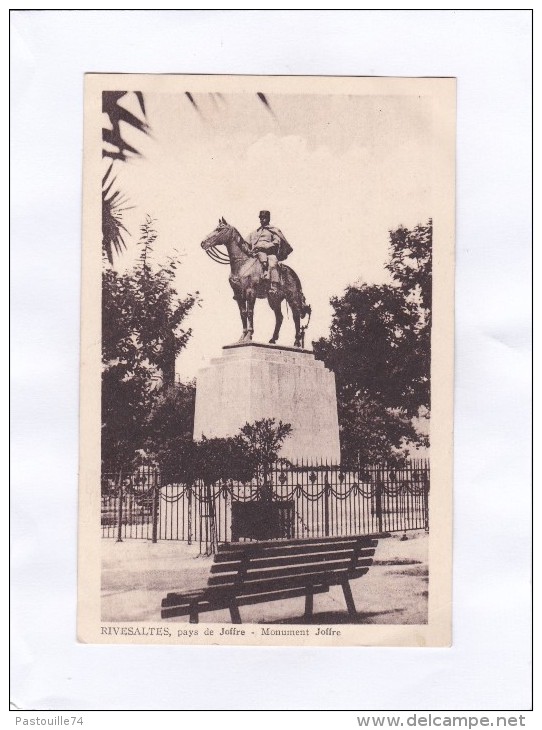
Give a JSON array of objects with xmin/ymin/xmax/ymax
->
[
  {"xmin": 145, "ymin": 417, "xmax": 292, "ymax": 488},
  {"xmin": 387, "ymin": 219, "xmax": 432, "ymax": 318},
  {"xmin": 102, "ymin": 217, "xmax": 199, "ymax": 468},
  {"xmin": 238, "ymin": 418, "xmax": 293, "ymax": 472},
  {"xmin": 314, "ymin": 284, "xmax": 428, "ymax": 417},
  {"xmin": 313, "ymin": 220, "xmax": 432, "ymax": 465}
]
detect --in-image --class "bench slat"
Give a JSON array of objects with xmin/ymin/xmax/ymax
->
[
  {"xmin": 214, "ymin": 540, "xmax": 376, "ymax": 563},
  {"xmin": 236, "ymin": 583, "xmax": 329, "ymax": 606},
  {"xmin": 235, "ymin": 566, "xmax": 369, "ymax": 594},
  {"xmin": 217, "ymin": 538, "xmax": 376, "ymax": 556},
  {"xmin": 161, "ymin": 584, "xmax": 331, "ymax": 619},
  {"xmin": 208, "ymin": 557, "xmax": 374, "ymax": 586},
  {"xmin": 163, "ymin": 589, "xmax": 206, "ymax": 602},
  {"xmin": 217, "ymin": 533, "xmax": 388, "ymax": 551},
  {"xmin": 162, "ymin": 581, "xmax": 327, "ymax": 609},
  {"xmin": 161, "ymin": 598, "xmax": 215, "ymax": 619},
  {"xmin": 208, "ymin": 564, "xmax": 370, "ymax": 590},
  {"xmin": 210, "ymin": 548, "xmax": 375, "ymax": 573}
]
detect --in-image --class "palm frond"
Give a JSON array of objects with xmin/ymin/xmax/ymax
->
[
  {"xmin": 102, "ymin": 91, "xmax": 150, "ymax": 161},
  {"xmin": 257, "ymin": 92, "xmax": 275, "ymax": 118},
  {"xmin": 102, "ymin": 186, "xmax": 130, "ymax": 264}
]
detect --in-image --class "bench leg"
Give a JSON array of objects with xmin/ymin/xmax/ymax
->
[
  {"xmin": 342, "ymin": 580, "xmax": 357, "ymax": 618},
  {"xmin": 189, "ymin": 604, "xmax": 199, "ymax": 624},
  {"xmin": 304, "ymin": 590, "xmax": 314, "ymax": 620},
  {"xmin": 230, "ymin": 602, "xmax": 242, "ymax": 624}
]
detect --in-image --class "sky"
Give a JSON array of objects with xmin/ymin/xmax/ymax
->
[{"xmin": 108, "ymin": 89, "xmax": 433, "ymax": 380}]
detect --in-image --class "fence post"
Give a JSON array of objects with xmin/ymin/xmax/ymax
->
[
  {"xmin": 116, "ymin": 470, "xmax": 124, "ymax": 543},
  {"xmin": 375, "ymin": 475, "xmax": 383, "ymax": 533},
  {"xmin": 208, "ymin": 484, "xmax": 218, "ymax": 555},
  {"xmin": 187, "ymin": 486, "xmax": 192, "ymax": 545},
  {"xmin": 151, "ymin": 471, "xmax": 160, "ymax": 544},
  {"xmin": 200, "ymin": 483, "xmax": 218, "ymax": 556},
  {"xmin": 423, "ymin": 464, "xmax": 430, "ymax": 532},
  {"xmin": 261, "ymin": 463, "xmax": 272, "ymax": 503},
  {"xmin": 324, "ymin": 476, "xmax": 330, "ymax": 537}
]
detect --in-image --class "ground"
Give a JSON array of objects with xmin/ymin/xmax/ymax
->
[{"xmin": 101, "ymin": 531, "xmax": 428, "ymax": 625}]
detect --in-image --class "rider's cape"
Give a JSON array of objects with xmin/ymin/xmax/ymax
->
[{"xmin": 268, "ymin": 226, "xmax": 294, "ymax": 261}]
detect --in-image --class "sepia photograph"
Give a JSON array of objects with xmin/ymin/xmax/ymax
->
[
  {"xmin": 78, "ymin": 73, "xmax": 455, "ymax": 646},
  {"xmin": 11, "ymin": 8, "xmax": 532, "ymax": 714}
]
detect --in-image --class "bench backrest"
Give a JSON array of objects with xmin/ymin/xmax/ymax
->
[{"xmin": 208, "ymin": 534, "xmax": 385, "ymax": 595}]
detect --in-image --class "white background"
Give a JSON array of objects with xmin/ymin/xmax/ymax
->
[{"xmin": 10, "ymin": 9, "xmax": 532, "ymax": 713}]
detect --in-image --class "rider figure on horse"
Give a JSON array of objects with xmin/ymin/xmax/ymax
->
[{"xmin": 247, "ymin": 210, "xmax": 293, "ymax": 293}]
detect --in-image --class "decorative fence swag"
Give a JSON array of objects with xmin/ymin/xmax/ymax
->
[{"xmin": 102, "ymin": 460, "xmax": 429, "ymax": 554}]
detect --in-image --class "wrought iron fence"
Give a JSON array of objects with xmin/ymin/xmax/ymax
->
[{"xmin": 101, "ymin": 460, "xmax": 429, "ymax": 553}]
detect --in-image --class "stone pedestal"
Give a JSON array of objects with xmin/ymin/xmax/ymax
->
[{"xmin": 193, "ymin": 342, "xmax": 341, "ymax": 463}]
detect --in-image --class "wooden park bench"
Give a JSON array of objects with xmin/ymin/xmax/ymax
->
[{"xmin": 161, "ymin": 533, "xmax": 390, "ymax": 624}]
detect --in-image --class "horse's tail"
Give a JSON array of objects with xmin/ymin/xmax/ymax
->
[
  {"xmin": 281, "ymin": 264, "xmax": 311, "ymax": 319},
  {"xmin": 303, "ymin": 302, "xmax": 312, "ymax": 327}
]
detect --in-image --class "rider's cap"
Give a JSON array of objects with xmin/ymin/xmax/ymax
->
[{"xmin": 259, "ymin": 210, "xmax": 270, "ymax": 217}]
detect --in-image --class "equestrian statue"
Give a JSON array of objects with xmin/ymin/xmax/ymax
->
[{"xmin": 201, "ymin": 211, "xmax": 311, "ymax": 348}]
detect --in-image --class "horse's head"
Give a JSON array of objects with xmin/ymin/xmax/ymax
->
[{"xmin": 201, "ymin": 217, "xmax": 232, "ymax": 250}]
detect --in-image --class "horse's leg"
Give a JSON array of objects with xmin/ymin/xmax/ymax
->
[
  {"xmin": 235, "ymin": 296, "xmax": 248, "ymax": 343},
  {"xmin": 292, "ymin": 306, "xmax": 302, "ymax": 347},
  {"xmin": 245, "ymin": 291, "xmax": 256, "ymax": 342},
  {"xmin": 268, "ymin": 294, "xmax": 283, "ymax": 344}
]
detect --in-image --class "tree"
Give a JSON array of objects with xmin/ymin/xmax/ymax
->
[
  {"xmin": 196, "ymin": 436, "xmax": 256, "ymax": 487},
  {"xmin": 238, "ymin": 418, "xmax": 293, "ymax": 500},
  {"xmin": 142, "ymin": 381, "xmax": 198, "ymax": 485},
  {"xmin": 387, "ymin": 219, "xmax": 432, "ymax": 315},
  {"xmin": 335, "ymin": 394, "xmax": 426, "ymax": 467},
  {"xmin": 102, "ymin": 91, "xmax": 149, "ymax": 162},
  {"xmin": 387, "ymin": 219, "xmax": 432, "ymax": 410},
  {"xmin": 145, "ymin": 381, "xmax": 196, "ymax": 447},
  {"xmin": 102, "ymin": 164, "xmax": 132, "ymax": 265},
  {"xmin": 238, "ymin": 418, "xmax": 293, "ymax": 472},
  {"xmin": 313, "ymin": 221, "xmax": 432, "ymax": 464},
  {"xmin": 101, "ymin": 362, "xmax": 156, "ymax": 469},
  {"xmin": 148, "ymin": 417, "xmax": 293, "ymax": 492},
  {"xmin": 101, "ymin": 217, "xmax": 198, "ymax": 468}
]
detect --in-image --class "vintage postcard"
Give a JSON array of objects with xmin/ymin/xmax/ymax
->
[{"xmin": 79, "ymin": 74, "xmax": 455, "ymax": 646}]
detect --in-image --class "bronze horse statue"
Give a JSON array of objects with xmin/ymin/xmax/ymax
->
[{"xmin": 201, "ymin": 218, "xmax": 311, "ymax": 347}]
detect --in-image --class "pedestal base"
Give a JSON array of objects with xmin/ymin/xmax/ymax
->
[{"xmin": 193, "ymin": 342, "xmax": 341, "ymax": 463}]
